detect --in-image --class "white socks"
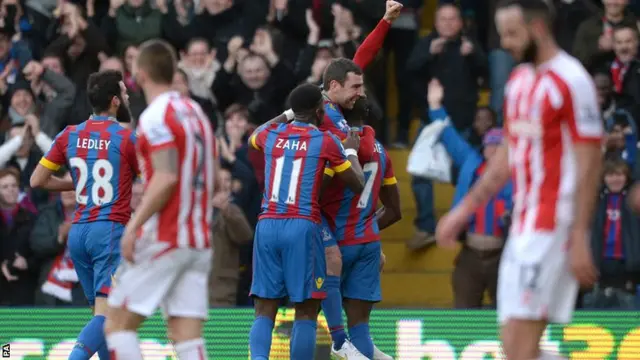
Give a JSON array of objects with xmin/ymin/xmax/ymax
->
[
  {"xmin": 106, "ymin": 331, "xmax": 143, "ymax": 360},
  {"xmin": 175, "ymin": 338, "xmax": 207, "ymax": 360}
]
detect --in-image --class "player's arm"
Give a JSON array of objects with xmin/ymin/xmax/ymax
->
[
  {"xmin": 247, "ymin": 112, "xmax": 291, "ymax": 151},
  {"xmin": 30, "ymin": 130, "xmax": 74, "ymax": 191},
  {"xmin": 126, "ymin": 147, "xmax": 179, "ymax": 231},
  {"xmin": 569, "ymin": 81, "xmax": 605, "ymax": 236},
  {"xmin": 457, "ymin": 142, "xmax": 510, "ymax": 215},
  {"xmin": 324, "ymin": 131, "xmax": 365, "ymax": 193},
  {"xmin": 377, "ymin": 153, "xmax": 401, "ymax": 230}
]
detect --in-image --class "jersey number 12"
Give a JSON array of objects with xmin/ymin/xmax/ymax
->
[{"xmin": 69, "ymin": 157, "xmax": 114, "ymax": 205}]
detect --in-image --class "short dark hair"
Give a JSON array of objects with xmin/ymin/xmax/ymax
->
[
  {"xmin": 347, "ymin": 96, "xmax": 370, "ymax": 125},
  {"xmin": 137, "ymin": 39, "xmax": 177, "ymax": 85},
  {"xmin": 87, "ymin": 70, "xmax": 123, "ymax": 114},
  {"xmin": 0, "ymin": 167, "xmax": 19, "ymax": 183},
  {"xmin": 186, "ymin": 38, "xmax": 210, "ymax": 52},
  {"xmin": 288, "ymin": 83, "xmax": 323, "ymax": 116},
  {"xmin": 322, "ymin": 58, "xmax": 363, "ymax": 90},
  {"xmin": 496, "ymin": 0, "xmax": 555, "ymax": 29},
  {"xmin": 603, "ymin": 158, "xmax": 630, "ymax": 177},
  {"xmin": 613, "ymin": 25, "xmax": 639, "ymax": 38}
]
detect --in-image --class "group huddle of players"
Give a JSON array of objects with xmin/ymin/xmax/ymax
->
[{"xmin": 247, "ymin": 59, "xmax": 401, "ymax": 360}]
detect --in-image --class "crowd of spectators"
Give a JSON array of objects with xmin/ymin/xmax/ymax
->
[{"xmin": 0, "ymin": 0, "xmax": 638, "ymax": 311}]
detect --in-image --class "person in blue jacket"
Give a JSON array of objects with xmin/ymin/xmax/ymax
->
[{"xmin": 428, "ymin": 78, "xmax": 513, "ymax": 308}]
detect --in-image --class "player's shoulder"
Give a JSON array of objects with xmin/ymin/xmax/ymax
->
[
  {"xmin": 547, "ymin": 53, "xmax": 594, "ymax": 89},
  {"xmin": 138, "ymin": 91, "xmax": 178, "ymax": 126}
]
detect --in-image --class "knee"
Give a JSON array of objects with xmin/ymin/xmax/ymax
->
[
  {"xmin": 325, "ymin": 246, "xmax": 342, "ymax": 276},
  {"xmin": 166, "ymin": 318, "xmax": 203, "ymax": 343}
]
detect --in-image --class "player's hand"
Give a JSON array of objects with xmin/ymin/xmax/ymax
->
[
  {"xmin": 435, "ymin": 205, "xmax": 468, "ymax": 249},
  {"xmin": 12, "ymin": 253, "xmax": 27, "ymax": 270},
  {"xmin": 343, "ymin": 128, "xmax": 360, "ymax": 151},
  {"xmin": 379, "ymin": 251, "xmax": 386, "ymax": 272},
  {"xmin": 569, "ymin": 228, "xmax": 598, "ymax": 288},
  {"xmin": 427, "ymin": 78, "xmax": 444, "ymax": 109},
  {"xmin": 121, "ymin": 227, "xmax": 137, "ymax": 263},
  {"xmin": 430, "ymin": 38, "xmax": 446, "ymax": 55},
  {"xmin": 460, "ymin": 37, "xmax": 474, "ymax": 56},
  {"xmin": 383, "ymin": 0, "xmax": 403, "ymax": 22},
  {"xmin": 1, "ymin": 260, "xmax": 17, "ymax": 281},
  {"xmin": 23, "ymin": 61, "xmax": 44, "ymax": 81}
]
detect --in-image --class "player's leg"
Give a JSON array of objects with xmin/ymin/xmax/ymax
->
[
  {"xmin": 66, "ymin": 224, "xmax": 104, "ymax": 360},
  {"xmin": 285, "ymin": 219, "xmax": 326, "ymax": 359},
  {"xmin": 341, "ymin": 241, "xmax": 382, "ymax": 359},
  {"xmin": 105, "ymin": 242, "xmax": 187, "ymax": 360},
  {"xmin": 163, "ymin": 249, "xmax": 212, "ymax": 360},
  {"xmin": 249, "ymin": 219, "xmax": 287, "ymax": 360},
  {"xmin": 319, "ymin": 219, "xmax": 347, "ymax": 350},
  {"xmin": 89, "ymin": 222, "xmax": 123, "ymax": 359},
  {"xmin": 498, "ymin": 231, "xmax": 577, "ymax": 360}
]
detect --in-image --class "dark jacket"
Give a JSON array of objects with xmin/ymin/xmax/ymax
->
[
  {"xmin": 591, "ymin": 188, "xmax": 640, "ymax": 273},
  {"xmin": 610, "ymin": 58, "xmax": 640, "ymax": 128},
  {"xmin": 28, "ymin": 201, "xmax": 84, "ymax": 306},
  {"xmin": 0, "ymin": 205, "xmax": 38, "ymax": 305},
  {"xmin": 407, "ymin": 32, "xmax": 487, "ymax": 130}
]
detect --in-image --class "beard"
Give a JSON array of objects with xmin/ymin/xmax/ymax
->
[
  {"xmin": 116, "ymin": 101, "xmax": 133, "ymax": 124},
  {"xmin": 521, "ymin": 37, "xmax": 538, "ymax": 64}
]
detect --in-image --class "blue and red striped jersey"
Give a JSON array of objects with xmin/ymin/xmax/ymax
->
[
  {"xmin": 322, "ymin": 98, "xmax": 350, "ymax": 135},
  {"xmin": 603, "ymin": 193, "xmax": 624, "ymax": 259},
  {"xmin": 468, "ymin": 163, "xmax": 508, "ymax": 237},
  {"xmin": 40, "ymin": 116, "xmax": 140, "ymax": 225},
  {"xmin": 322, "ymin": 135, "xmax": 397, "ymax": 246},
  {"xmin": 250, "ymin": 121, "xmax": 351, "ymax": 223}
]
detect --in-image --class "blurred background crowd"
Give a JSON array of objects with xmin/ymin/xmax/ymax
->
[{"xmin": 0, "ymin": 0, "xmax": 639, "ymax": 311}]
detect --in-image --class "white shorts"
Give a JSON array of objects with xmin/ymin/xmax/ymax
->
[
  {"xmin": 108, "ymin": 240, "xmax": 212, "ymax": 319},
  {"xmin": 497, "ymin": 225, "xmax": 578, "ymax": 325}
]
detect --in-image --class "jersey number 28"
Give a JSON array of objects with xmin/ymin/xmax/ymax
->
[{"xmin": 69, "ymin": 157, "xmax": 114, "ymax": 205}]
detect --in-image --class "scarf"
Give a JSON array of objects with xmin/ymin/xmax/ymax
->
[
  {"xmin": 41, "ymin": 210, "xmax": 77, "ymax": 302},
  {"xmin": 611, "ymin": 58, "xmax": 628, "ymax": 93}
]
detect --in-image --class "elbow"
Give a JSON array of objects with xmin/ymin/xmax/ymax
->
[{"xmin": 29, "ymin": 173, "xmax": 43, "ymax": 188}]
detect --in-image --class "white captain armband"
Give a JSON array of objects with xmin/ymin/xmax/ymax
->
[
  {"xmin": 344, "ymin": 148, "xmax": 357, "ymax": 157},
  {"xmin": 283, "ymin": 109, "xmax": 295, "ymax": 121}
]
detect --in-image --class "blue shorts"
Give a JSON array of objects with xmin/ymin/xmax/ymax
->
[
  {"xmin": 341, "ymin": 241, "xmax": 382, "ymax": 302},
  {"xmin": 68, "ymin": 221, "xmax": 123, "ymax": 305},
  {"xmin": 250, "ymin": 218, "xmax": 327, "ymax": 303},
  {"xmin": 321, "ymin": 216, "xmax": 337, "ymax": 248}
]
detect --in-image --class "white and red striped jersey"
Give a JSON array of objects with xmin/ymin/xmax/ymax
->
[
  {"xmin": 504, "ymin": 52, "xmax": 603, "ymax": 235},
  {"xmin": 136, "ymin": 91, "xmax": 216, "ymax": 249}
]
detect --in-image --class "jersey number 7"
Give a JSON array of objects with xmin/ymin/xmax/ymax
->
[
  {"xmin": 357, "ymin": 162, "xmax": 378, "ymax": 209},
  {"xmin": 69, "ymin": 157, "xmax": 114, "ymax": 205}
]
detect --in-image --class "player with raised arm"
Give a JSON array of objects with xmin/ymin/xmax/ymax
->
[
  {"xmin": 29, "ymin": 70, "xmax": 138, "ymax": 360},
  {"xmin": 321, "ymin": 96, "xmax": 401, "ymax": 359},
  {"xmin": 435, "ymin": 1, "xmax": 603, "ymax": 359},
  {"xmin": 104, "ymin": 39, "xmax": 216, "ymax": 360},
  {"xmin": 248, "ymin": 83, "xmax": 365, "ymax": 360}
]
